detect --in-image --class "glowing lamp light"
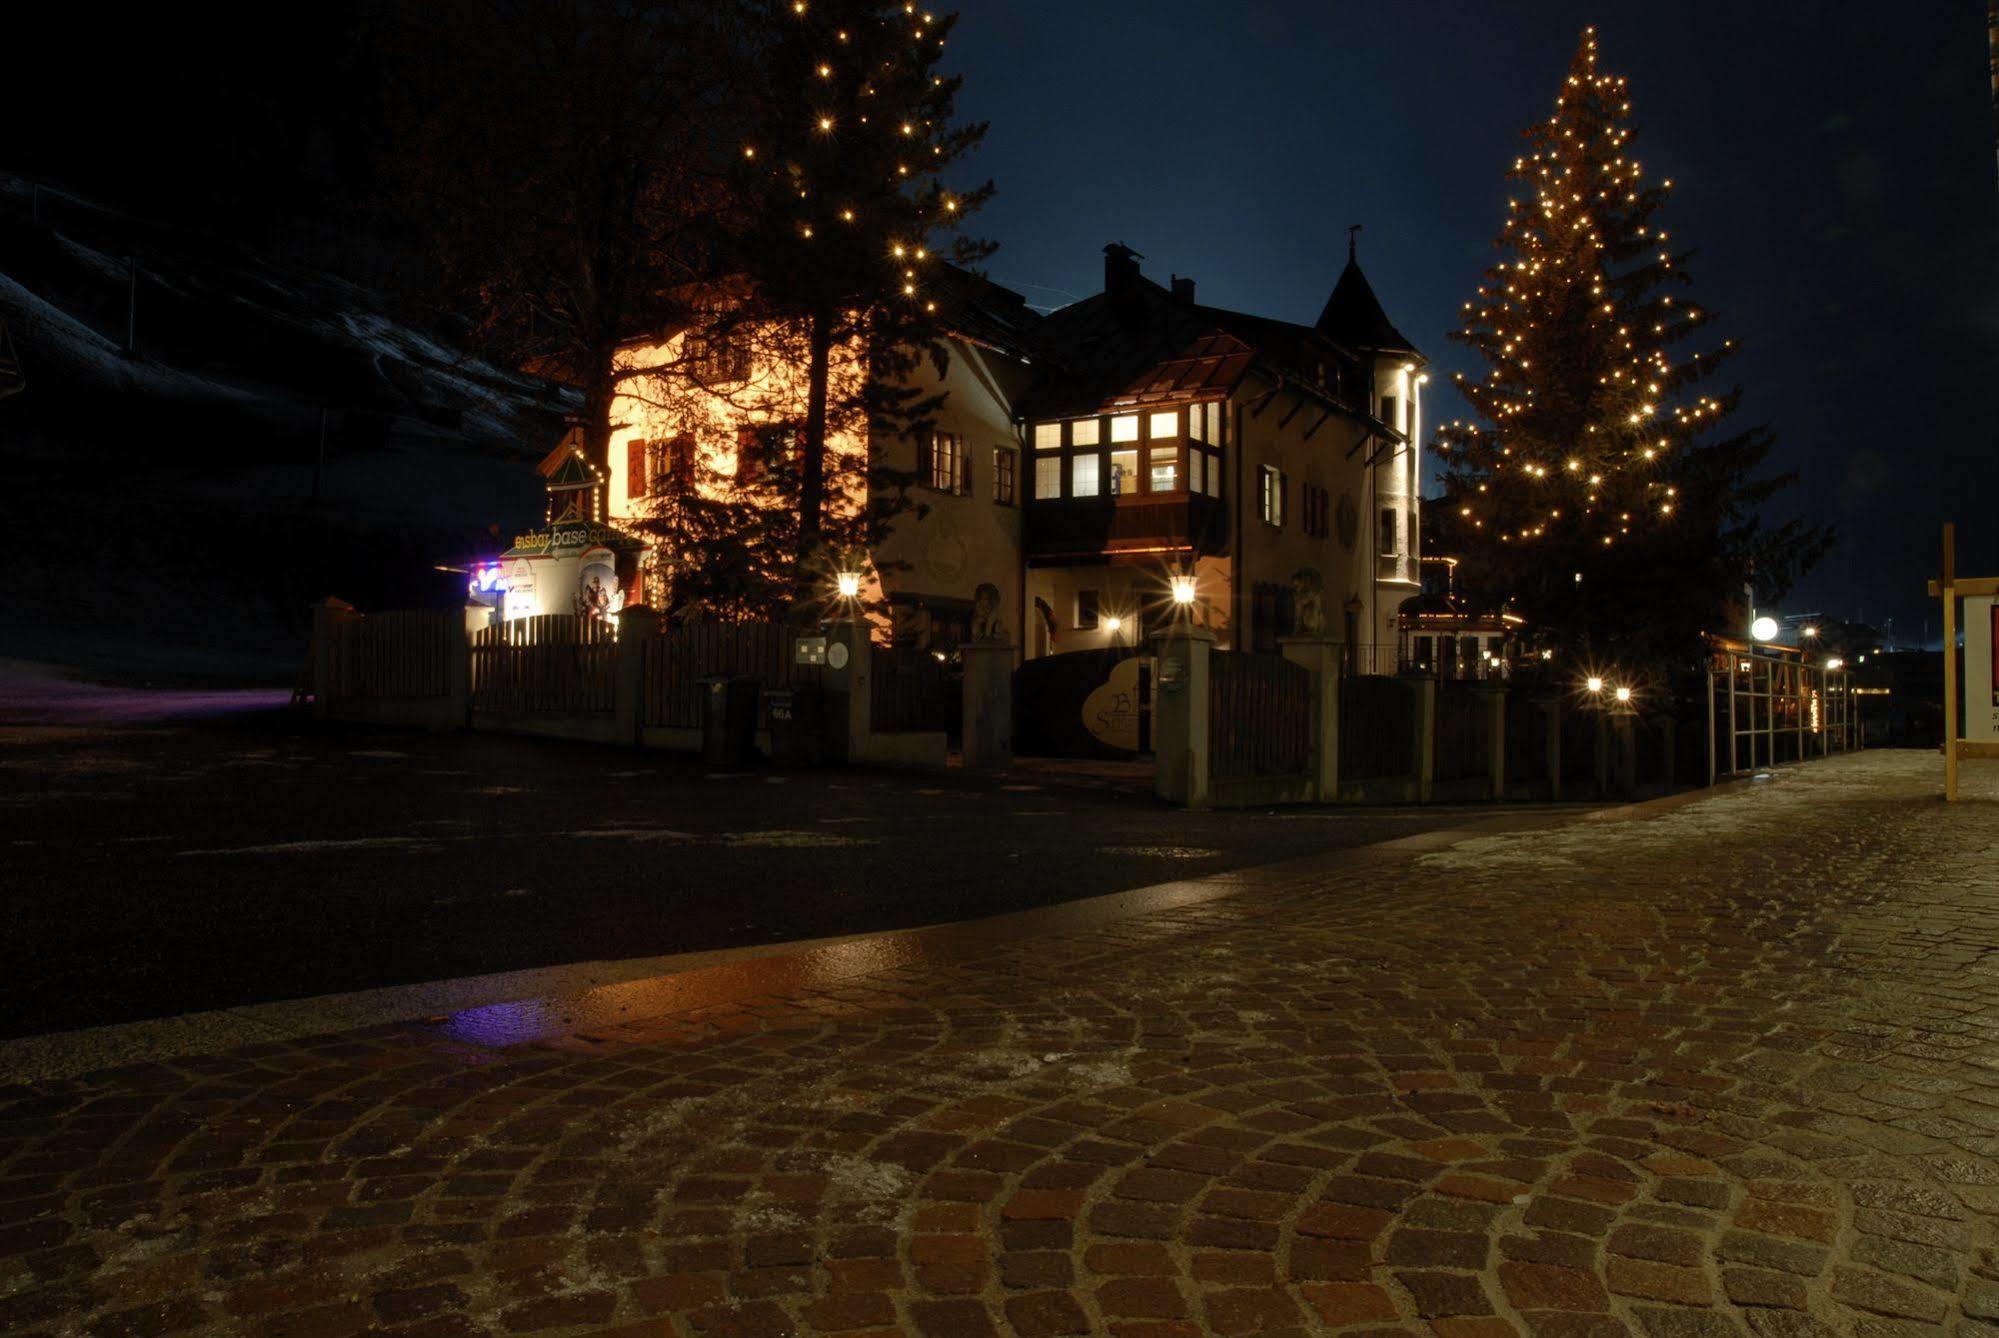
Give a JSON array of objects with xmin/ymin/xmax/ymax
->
[
  {"xmin": 835, "ymin": 571, "xmax": 862, "ymax": 600},
  {"xmin": 1103, "ymin": 615, "xmax": 1123, "ymax": 633},
  {"xmin": 1614, "ymin": 686, "xmax": 1632, "ymax": 703},
  {"xmin": 1825, "ymin": 656, "xmax": 1844, "ymax": 671},
  {"xmin": 1170, "ymin": 575, "xmax": 1198, "ymax": 606},
  {"xmin": 1586, "ymin": 676, "xmax": 1605, "ymax": 694},
  {"xmin": 1802, "ymin": 625, "xmax": 1820, "ymax": 639},
  {"xmin": 1750, "ymin": 616, "xmax": 1779, "ymax": 643}
]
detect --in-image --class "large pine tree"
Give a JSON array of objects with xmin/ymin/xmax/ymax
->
[
  {"xmin": 725, "ymin": 0, "xmax": 994, "ymax": 581},
  {"xmin": 1438, "ymin": 28, "xmax": 1828, "ymax": 667}
]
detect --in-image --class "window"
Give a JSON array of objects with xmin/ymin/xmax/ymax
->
[
  {"xmin": 1189, "ymin": 452, "xmax": 1205, "ymax": 496},
  {"xmin": 1076, "ymin": 589, "xmax": 1100, "ymax": 630},
  {"xmin": 994, "ymin": 446, "xmax": 1016, "ymax": 505},
  {"xmin": 1148, "ymin": 446, "xmax": 1179, "ymax": 493},
  {"xmin": 1203, "ymin": 451, "xmax": 1223, "ymax": 498},
  {"xmin": 627, "ymin": 439, "xmax": 649, "ymax": 500},
  {"xmin": 1148, "ymin": 410, "xmax": 1179, "ymax": 439},
  {"xmin": 1033, "ymin": 422, "xmax": 1062, "ymax": 451},
  {"xmin": 1187, "ymin": 404, "xmax": 1207, "ymax": 445},
  {"xmin": 688, "ymin": 333, "xmax": 750, "ymax": 384},
  {"xmin": 1034, "ymin": 454, "xmax": 1062, "ymax": 499},
  {"xmin": 922, "ymin": 431, "xmax": 968, "ymax": 494},
  {"xmin": 1070, "ymin": 417, "xmax": 1100, "ymax": 447},
  {"xmin": 1110, "ymin": 448, "xmax": 1140, "ymax": 494},
  {"xmin": 664, "ymin": 435, "xmax": 696, "ymax": 491},
  {"xmin": 1109, "ymin": 414, "xmax": 1139, "ymax": 443},
  {"xmin": 1259, "ymin": 465, "xmax": 1285, "ymax": 526},
  {"xmin": 734, "ymin": 426, "xmax": 760, "ymax": 486},
  {"xmin": 1381, "ymin": 395, "xmax": 1399, "ymax": 433},
  {"xmin": 1072, "ymin": 453, "xmax": 1102, "ymax": 497},
  {"xmin": 1301, "ymin": 484, "xmax": 1330, "ymax": 539},
  {"xmin": 1380, "ymin": 508, "xmax": 1398, "ymax": 556}
]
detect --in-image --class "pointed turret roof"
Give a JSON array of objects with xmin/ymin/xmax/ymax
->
[{"xmin": 1314, "ymin": 230, "xmax": 1420, "ymax": 359}]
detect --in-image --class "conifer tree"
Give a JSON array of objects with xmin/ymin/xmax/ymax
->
[
  {"xmin": 1438, "ymin": 28, "xmax": 1828, "ymax": 666},
  {"xmin": 725, "ymin": 0, "xmax": 994, "ymax": 581}
]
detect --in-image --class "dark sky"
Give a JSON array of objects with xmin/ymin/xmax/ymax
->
[{"xmin": 949, "ymin": 1, "xmax": 1999, "ymax": 645}]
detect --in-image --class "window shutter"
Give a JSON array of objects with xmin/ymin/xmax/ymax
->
[
  {"xmin": 916, "ymin": 433, "xmax": 934, "ymax": 487},
  {"xmin": 1281, "ymin": 471, "xmax": 1290, "ymax": 527},
  {"xmin": 627, "ymin": 439, "xmax": 648, "ymax": 500}
]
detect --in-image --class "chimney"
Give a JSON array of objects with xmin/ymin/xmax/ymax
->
[
  {"xmin": 1170, "ymin": 274, "xmax": 1196, "ymax": 304},
  {"xmin": 1103, "ymin": 242, "xmax": 1142, "ymax": 293}
]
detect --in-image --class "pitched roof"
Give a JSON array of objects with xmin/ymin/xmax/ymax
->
[
  {"xmin": 1017, "ymin": 271, "xmax": 1374, "ymax": 424},
  {"xmin": 1314, "ymin": 256, "xmax": 1420, "ymax": 358}
]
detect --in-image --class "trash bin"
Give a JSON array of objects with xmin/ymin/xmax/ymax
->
[
  {"xmin": 701, "ymin": 674, "xmax": 760, "ymax": 766},
  {"xmin": 764, "ymin": 683, "xmax": 824, "ymax": 767}
]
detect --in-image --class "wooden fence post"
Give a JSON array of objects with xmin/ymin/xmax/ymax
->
[
  {"xmin": 309, "ymin": 598, "xmax": 358, "ymax": 720},
  {"xmin": 1279, "ymin": 637, "xmax": 1341, "ymax": 802},
  {"xmin": 1153, "ymin": 627, "xmax": 1214, "ymax": 808}
]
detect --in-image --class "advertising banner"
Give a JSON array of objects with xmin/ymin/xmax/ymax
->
[{"xmin": 1969, "ymin": 595, "xmax": 1999, "ymax": 742}]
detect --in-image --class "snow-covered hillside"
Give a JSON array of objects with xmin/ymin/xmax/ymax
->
[{"xmin": 0, "ymin": 175, "xmax": 572, "ymax": 682}]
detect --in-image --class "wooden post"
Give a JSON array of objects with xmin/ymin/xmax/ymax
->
[{"xmin": 1944, "ymin": 522, "xmax": 1959, "ymax": 802}]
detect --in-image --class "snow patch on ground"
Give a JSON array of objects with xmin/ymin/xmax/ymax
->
[{"xmin": 1415, "ymin": 760, "xmax": 1891, "ymax": 873}]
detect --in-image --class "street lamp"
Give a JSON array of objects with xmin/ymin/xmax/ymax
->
[
  {"xmin": 1614, "ymin": 685, "xmax": 1632, "ymax": 704},
  {"xmin": 835, "ymin": 571, "xmax": 862, "ymax": 600},
  {"xmin": 1802, "ymin": 625, "xmax": 1819, "ymax": 640},
  {"xmin": 1170, "ymin": 574, "xmax": 1197, "ymax": 607},
  {"xmin": 1586, "ymin": 676, "xmax": 1605, "ymax": 694},
  {"xmin": 1750, "ymin": 615, "xmax": 1778, "ymax": 643}
]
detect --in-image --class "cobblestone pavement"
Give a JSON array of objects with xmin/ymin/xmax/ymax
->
[{"xmin": 5, "ymin": 750, "xmax": 1998, "ymax": 1338}]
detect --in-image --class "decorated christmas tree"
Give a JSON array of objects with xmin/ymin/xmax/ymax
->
[{"xmin": 1437, "ymin": 28, "xmax": 1828, "ymax": 667}]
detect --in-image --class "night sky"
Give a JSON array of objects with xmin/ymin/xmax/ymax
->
[{"xmin": 951, "ymin": 1, "xmax": 1999, "ymax": 645}]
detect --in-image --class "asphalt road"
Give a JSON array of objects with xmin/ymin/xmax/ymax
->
[{"xmin": 1, "ymin": 711, "xmax": 1593, "ymax": 1038}]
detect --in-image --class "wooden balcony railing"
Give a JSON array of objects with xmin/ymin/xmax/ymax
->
[{"xmin": 1026, "ymin": 492, "xmax": 1227, "ymax": 561}]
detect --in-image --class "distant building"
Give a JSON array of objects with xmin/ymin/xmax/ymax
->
[{"xmin": 508, "ymin": 240, "xmax": 1431, "ymax": 664}]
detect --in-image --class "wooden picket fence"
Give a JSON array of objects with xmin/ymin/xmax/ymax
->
[
  {"xmin": 1433, "ymin": 680, "xmax": 1488, "ymax": 782},
  {"xmin": 1209, "ymin": 651, "xmax": 1312, "ymax": 781},
  {"xmin": 329, "ymin": 610, "xmax": 458, "ymax": 700},
  {"xmin": 642, "ymin": 621, "xmax": 808, "ymax": 729},
  {"xmin": 470, "ymin": 614, "xmax": 616, "ymax": 714},
  {"xmin": 1339, "ymin": 675, "xmax": 1414, "ymax": 782}
]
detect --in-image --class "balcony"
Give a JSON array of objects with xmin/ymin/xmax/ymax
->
[{"xmin": 1026, "ymin": 492, "xmax": 1228, "ymax": 563}]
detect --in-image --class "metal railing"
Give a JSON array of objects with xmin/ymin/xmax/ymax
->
[{"xmin": 1710, "ymin": 648, "xmax": 1859, "ymax": 778}]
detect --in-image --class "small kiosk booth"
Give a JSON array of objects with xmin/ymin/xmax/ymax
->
[
  {"xmin": 467, "ymin": 431, "xmax": 645, "ymax": 625},
  {"xmin": 1930, "ymin": 522, "xmax": 1999, "ymax": 802}
]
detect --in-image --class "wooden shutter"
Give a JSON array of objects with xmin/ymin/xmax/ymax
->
[
  {"xmin": 627, "ymin": 439, "xmax": 648, "ymax": 500},
  {"xmin": 916, "ymin": 433, "xmax": 935, "ymax": 488}
]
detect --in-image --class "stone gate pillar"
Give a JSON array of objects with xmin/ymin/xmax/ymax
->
[
  {"xmin": 1153, "ymin": 627, "xmax": 1214, "ymax": 808},
  {"xmin": 822, "ymin": 620, "xmax": 872, "ymax": 764},
  {"xmin": 961, "ymin": 642, "xmax": 1015, "ymax": 770},
  {"xmin": 1279, "ymin": 636, "xmax": 1341, "ymax": 802}
]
